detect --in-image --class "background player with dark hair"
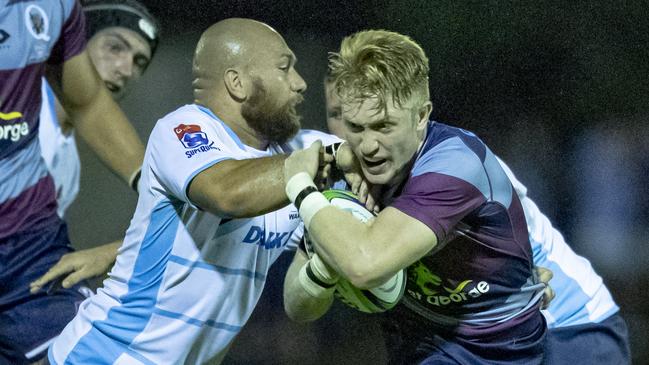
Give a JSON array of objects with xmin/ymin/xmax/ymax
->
[
  {"xmin": 30, "ymin": 0, "xmax": 160, "ymax": 299},
  {"xmin": 0, "ymin": 1, "xmax": 149, "ymax": 363}
]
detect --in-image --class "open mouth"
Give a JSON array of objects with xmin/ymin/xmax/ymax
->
[
  {"xmin": 104, "ymin": 81, "xmax": 121, "ymax": 94},
  {"xmin": 363, "ymin": 158, "xmax": 387, "ymax": 169}
]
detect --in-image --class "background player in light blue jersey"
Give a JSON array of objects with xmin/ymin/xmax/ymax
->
[
  {"xmin": 321, "ymin": 50, "xmax": 630, "ymax": 363},
  {"xmin": 0, "ymin": 1, "xmax": 148, "ymax": 363},
  {"xmin": 49, "ymin": 18, "xmax": 350, "ymax": 365},
  {"xmin": 284, "ymin": 29, "xmax": 547, "ymax": 364},
  {"xmin": 30, "ymin": 0, "xmax": 160, "ymax": 297}
]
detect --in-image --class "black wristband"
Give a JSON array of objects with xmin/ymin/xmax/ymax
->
[
  {"xmin": 130, "ymin": 170, "xmax": 141, "ymax": 193},
  {"xmin": 305, "ymin": 261, "xmax": 336, "ymax": 288},
  {"xmin": 294, "ymin": 185, "xmax": 318, "ymax": 210}
]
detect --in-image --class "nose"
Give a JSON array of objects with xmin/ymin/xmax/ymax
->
[
  {"xmin": 291, "ymin": 69, "xmax": 307, "ymax": 93},
  {"xmin": 115, "ymin": 54, "xmax": 134, "ymax": 80},
  {"xmin": 359, "ymin": 133, "xmax": 379, "ymax": 156}
]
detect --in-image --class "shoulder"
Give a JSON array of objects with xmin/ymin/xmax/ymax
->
[
  {"xmin": 414, "ymin": 123, "xmax": 486, "ymax": 183},
  {"xmin": 153, "ymin": 105, "xmax": 219, "ymax": 136},
  {"xmin": 495, "ymin": 156, "xmax": 528, "ymax": 198}
]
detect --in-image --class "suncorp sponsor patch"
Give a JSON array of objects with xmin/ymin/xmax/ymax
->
[{"xmin": 174, "ymin": 123, "xmax": 219, "ymax": 158}]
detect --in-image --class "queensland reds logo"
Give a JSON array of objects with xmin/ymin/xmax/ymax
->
[
  {"xmin": 25, "ymin": 4, "xmax": 50, "ymax": 41},
  {"xmin": 174, "ymin": 124, "xmax": 219, "ymax": 158}
]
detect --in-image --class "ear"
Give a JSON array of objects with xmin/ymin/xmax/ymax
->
[
  {"xmin": 224, "ymin": 68, "xmax": 247, "ymax": 101},
  {"xmin": 416, "ymin": 100, "xmax": 433, "ymax": 133}
]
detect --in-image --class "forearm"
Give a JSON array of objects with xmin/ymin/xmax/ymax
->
[
  {"xmin": 52, "ymin": 50, "xmax": 144, "ymax": 185},
  {"xmin": 189, "ymin": 155, "xmax": 289, "ymax": 218},
  {"xmin": 309, "ymin": 207, "xmax": 382, "ymax": 287},
  {"xmin": 72, "ymin": 87, "xmax": 144, "ymax": 184}
]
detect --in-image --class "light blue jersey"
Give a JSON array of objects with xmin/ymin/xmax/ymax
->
[
  {"xmin": 50, "ymin": 104, "xmax": 340, "ymax": 364},
  {"xmin": 498, "ymin": 159, "xmax": 619, "ymax": 328},
  {"xmin": 38, "ymin": 79, "xmax": 80, "ymax": 218}
]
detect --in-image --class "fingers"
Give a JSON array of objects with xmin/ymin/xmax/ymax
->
[
  {"xmin": 535, "ymin": 266, "xmax": 553, "ymax": 284},
  {"xmin": 335, "ymin": 143, "xmax": 356, "ymax": 172},
  {"xmin": 356, "ymin": 180, "xmax": 369, "ymax": 204},
  {"xmin": 60, "ymin": 270, "xmax": 89, "ymax": 289},
  {"xmin": 309, "ymin": 140, "xmax": 323, "ymax": 155},
  {"xmin": 535, "ymin": 266, "xmax": 554, "ymax": 310},
  {"xmin": 29, "ymin": 257, "xmax": 76, "ymax": 294},
  {"xmin": 541, "ymin": 285, "xmax": 555, "ymax": 310}
]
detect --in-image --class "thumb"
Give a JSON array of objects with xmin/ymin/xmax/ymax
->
[{"xmin": 309, "ymin": 139, "xmax": 323, "ymax": 154}]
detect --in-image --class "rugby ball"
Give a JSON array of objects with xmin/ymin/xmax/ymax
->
[{"xmin": 305, "ymin": 189, "xmax": 406, "ymax": 313}]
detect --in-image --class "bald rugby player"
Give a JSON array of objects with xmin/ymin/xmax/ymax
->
[{"xmin": 48, "ymin": 18, "xmax": 347, "ymax": 364}]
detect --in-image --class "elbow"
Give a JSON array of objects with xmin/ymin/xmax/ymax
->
[{"xmin": 341, "ymin": 259, "xmax": 388, "ymax": 290}]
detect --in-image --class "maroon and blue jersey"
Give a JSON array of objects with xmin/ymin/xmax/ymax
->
[
  {"xmin": 0, "ymin": 0, "xmax": 86, "ymax": 239},
  {"xmin": 389, "ymin": 122, "xmax": 545, "ymax": 352}
]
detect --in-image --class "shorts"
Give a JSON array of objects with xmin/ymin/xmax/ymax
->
[
  {"xmin": 544, "ymin": 313, "xmax": 631, "ymax": 364},
  {"xmin": 0, "ymin": 221, "xmax": 88, "ymax": 364}
]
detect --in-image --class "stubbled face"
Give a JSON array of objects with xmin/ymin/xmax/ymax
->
[
  {"xmin": 87, "ymin": 27, "xmax": 152, "ymax": 100},
  {"xmin": 342, "ymin": 95, "xmax": 427, "ymax": 186},
  {"xmin": 241, "ymin": 34, "xmax": 307, "ymax": 144},
  {"xmin": 324, "ymin": 81, "xmax": 346, "ymax": 139}
]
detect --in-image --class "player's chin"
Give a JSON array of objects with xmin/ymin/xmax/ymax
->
[{"xmin": 362, "ymin": 168, "xmax": 393, "ymax": 186}]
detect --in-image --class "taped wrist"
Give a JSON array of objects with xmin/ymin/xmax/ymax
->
[
  {"xmin": 298, "ymin": 255, "xmax": 338, "ymax": 298},
  {"xmin": 310, "ymin": 253, "xmax": 339, "ymax": 283},
  {"xmin": 286, "ymin": 172, "xmax": 330, "ymax": 229}
]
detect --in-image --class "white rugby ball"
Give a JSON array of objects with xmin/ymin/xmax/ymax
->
[{"xmin": 305, "ymin": 189, "xmax": 406, "ymax": 313}]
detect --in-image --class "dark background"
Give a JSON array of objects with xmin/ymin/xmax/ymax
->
[{"xmin": 66, "ymin": 1, "xmax": 649, "ymax": 363}]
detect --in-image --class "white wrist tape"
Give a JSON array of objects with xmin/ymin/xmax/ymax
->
[
  {"xmin": 286, "ymin": 172, "xmax": 316, "ymax": 203},
  {"xmin": 298, "ymin": 260, "xmax": 336, "ymax": 298},
  {"xmin": 286, "ymin": 172, "xmax": 329, "ymax": 230},
  {"xmin": 310, "ymin": 253, "xmax": 339, "ymax": 283},
  {"xmin": 299, "ymin": 191, "xmax": 329, "ymax": 229}
]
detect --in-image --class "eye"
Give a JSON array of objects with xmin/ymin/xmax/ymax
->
[
  {"xmin": 373, "ymin": 122, "xmax": 392, "ymax": 133},
  {"xmin": 345, "ymin": 121, "xmax": 363, "ymax": 132},
  {"xmin": 106, "ymin": 40, "xmax": 126, "ymax": 54},
  {"xmin": 328, "ymin": 109, "xmax": 341, "ymax": 120},
  {"xmin": 134, "ymin": 55, "xmax": 150, "ymax": 71}
]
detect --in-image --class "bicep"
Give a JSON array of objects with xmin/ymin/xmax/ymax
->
[{"xmin": 186, "ymin": 158, "xmax": 238, "ymax": 213}]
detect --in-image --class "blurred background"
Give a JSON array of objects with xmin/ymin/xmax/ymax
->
[{"xmin": 66, "ymin": 1, "xmax": 649, "ymax": 363}]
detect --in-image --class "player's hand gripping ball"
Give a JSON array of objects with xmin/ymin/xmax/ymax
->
[{"xmin": 304, "ymin": 189, "xmax": 406, "ymax": 313}]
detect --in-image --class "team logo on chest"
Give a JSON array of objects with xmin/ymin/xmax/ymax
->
[
  {"xmin": 174, "ymin": 124, "xmax": 219, "ymax": 158},
  {"xmin": 25, "ymin": 5, "xmax": 50, "ymax": 41}
]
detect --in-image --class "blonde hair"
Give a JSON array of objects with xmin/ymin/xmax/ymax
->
[{"xmin": 328, "ymin": 30, "xmax": 429, "ymax": 112}]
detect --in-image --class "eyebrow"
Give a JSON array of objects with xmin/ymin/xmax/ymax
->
[
  {"xmin": 106, "ymin": 31, "xmax": 151, "ymax": 62},
  {"xmin": 280, "ymin": 53, "xmax": 296, "ymax": 64},
  {"xmin": 106, "ymin": 31, "xmax": 133, "ymax": 51}
]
